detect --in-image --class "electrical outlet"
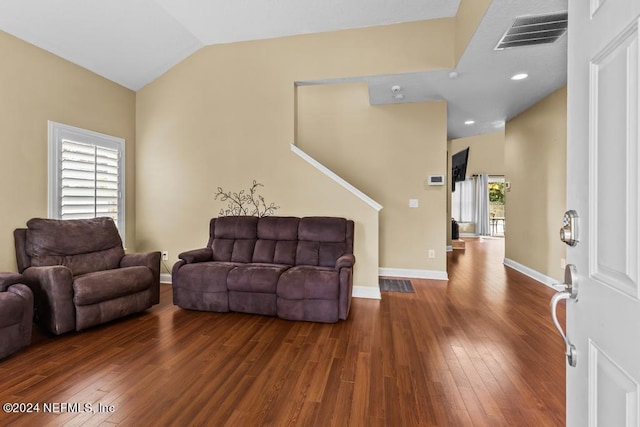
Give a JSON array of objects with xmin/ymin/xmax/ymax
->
[
  {"xmin": 560, "ymin": 258, "xmax": 566, "ymax": 270},
  {"xmin": 428, "ymin": 249, "xmax": 435, "ymax": 259},
  {"xmin": 409, "ymin": 199, "xmax": 419, "ymax": 208},
  {"xmin": 162, "ymin": 251, "xmax": 168, "ymax": 261}
]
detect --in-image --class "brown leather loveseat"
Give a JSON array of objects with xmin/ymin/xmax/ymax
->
[
  {"xmin": 172, "ymin": 216, "xmax": 355, "ymax": 323},
  {"xmin": 14, "ymin": 217, "xmax": 160, "ymax": 335}
]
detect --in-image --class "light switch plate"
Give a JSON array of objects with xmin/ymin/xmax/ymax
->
[{"xmin": 409, "ymin": 199, "xmax": 419, "ymax": 208}]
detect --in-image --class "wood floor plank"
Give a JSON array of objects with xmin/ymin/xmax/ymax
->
[{"xmin": 0, "ymin": 237, "xmax": 565, "ymax": 426}]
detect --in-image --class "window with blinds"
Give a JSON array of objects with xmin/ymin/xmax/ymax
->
[
  {"xmin": 48, "ymin": 121, "xmax": 125, "ymax": 240},
  {"xmin": 60, "ymin": 140, "xmax": 120, "ymax": 221}
]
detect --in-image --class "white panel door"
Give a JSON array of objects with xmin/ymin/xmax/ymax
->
[{"xmin": 564, "ymin": 0, "xmax": 640, "ymax": 425}]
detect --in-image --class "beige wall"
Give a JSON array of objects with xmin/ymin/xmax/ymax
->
[
  {"xmin": 0, "ymin": 13, "xmax": 492, "ymax": 286},
  {"xmin": 505, "ymin": 87, "xmax": 567, "ymax": 281},
  {"xmin": 135, "ymin": 20, "xmax": 455, "ymax": 288},
  {"xmin": 0, "ymin": 31, "xmax": 136, "ymax": 272},
  {"xmin": 449, "ymin": 130, "xmax": 505, "ymax": 177},
  {"xmin": 297, "ymin": 83, "xmax": 448, "ymax": 273}
]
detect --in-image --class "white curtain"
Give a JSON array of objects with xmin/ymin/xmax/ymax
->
[
  {"xmin": 475, "ymin": 174, "xmax": 490, "ymax": 236},
  {"xmin": 452, "ymin": 178, "xmax": 475, "ymax": 223}
]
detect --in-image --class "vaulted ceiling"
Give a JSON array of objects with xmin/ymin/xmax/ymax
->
[{"xmin": 0, "ymin": 0, "xmax": 567, "ymax": 139}]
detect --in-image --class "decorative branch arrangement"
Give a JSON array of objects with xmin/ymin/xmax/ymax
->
[{"xmin": 214, "ymin": 180, "xmax": 280, "ymax": 217}]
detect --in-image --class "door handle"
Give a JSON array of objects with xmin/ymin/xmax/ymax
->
[{"xmin": 550, "ymin": 264, "xmax": 578, "ymax": 367}]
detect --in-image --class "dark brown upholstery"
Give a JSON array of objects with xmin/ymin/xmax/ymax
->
[
  {"xmin": 0, "ymin": 273, "xmax": 33, "ymax": 359},
  {"xmin": 14, "ymin": 217, "xmax": 160, "ymax": 335},
  {"xmin": 172, "ymin": 216, "xmax": 355, "ymax": 323}
]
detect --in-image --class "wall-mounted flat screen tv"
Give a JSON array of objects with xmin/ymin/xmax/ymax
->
[{"xmin": 451, "ymin": 147, "xmax": 469, "ymax": 192}]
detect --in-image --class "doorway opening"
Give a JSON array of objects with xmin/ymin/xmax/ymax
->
[{"xmin": 488, "ymin": 176, "xmax": 505, "ymax": 237}]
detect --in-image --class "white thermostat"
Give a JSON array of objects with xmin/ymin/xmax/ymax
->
[{"xmin": 427, "ymin": 175, "xmax": 445, "ymax": 186}]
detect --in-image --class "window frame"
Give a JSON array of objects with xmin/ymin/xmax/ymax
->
[{"xmin": 47, "ymin": 121, "xmax": 126, "ymax": 241}]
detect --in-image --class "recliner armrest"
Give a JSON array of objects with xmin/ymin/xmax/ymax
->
[
  {"xmin": 7, "ymin": 283, "xmax": 34, "ymax": 304},
  {"xmin": 335, "ymin": 254, "xmax": 355, "ymax": 270},
  {"xmin": 22, "ymin": 265, "xmax": 75, "ymax": 335},
  {"xmin": 0, "ymin": 272, "xmax": 23, "ymax": 292},
  {"xmin": 179, "ymin": 248, "xmax": 213, "ymax": 264}
]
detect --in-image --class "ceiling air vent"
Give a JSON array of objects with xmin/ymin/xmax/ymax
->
[{"xmin": 495, "ymin": 12, "xmax": 568, "ymax": 50}]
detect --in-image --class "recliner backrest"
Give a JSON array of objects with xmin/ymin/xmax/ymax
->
[
  {"xmin": 253, "ymin": 217, "xmax": 300, "ymax": 265},
  {"xmin": 20, "ymin": 217, "xmax": 124, "ymax": 276},
  {"xmin": 207, "ymin": 216, "xmax": 354, "ymax": 267},
  {"xmin": 296, "ymin": 217, "xmax": 352, "ymax": 267}
]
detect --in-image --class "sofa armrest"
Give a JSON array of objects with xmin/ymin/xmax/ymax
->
[
  {"xmin": 7, "ymin": 283, "xmax": 33, "ymax": 303},
  {"xmin": 120, "ymin": 252, "xmax": 161, "ymax": 305},
  {"xmin": 22, "ymin": 265, "xmax": 75, "ymax": 335},
  {"xmin": 0, "ymin": 272, "xmax": 23, "ymax": 292},
  {"xmin": 179, "ymin": 248, "xmax": 213, "ymax": 264},
  {"xmin": 335, "ymin": 254, "xmax": 355, "ymax": 270},
  {"xmin": 7, "ymin": 283, "xmax": 34, "ymax": 341}
]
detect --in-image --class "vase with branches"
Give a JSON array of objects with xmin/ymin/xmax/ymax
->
[{"xmin": 214, "ymin": 180, "xmax": 280, "ymax": 217}]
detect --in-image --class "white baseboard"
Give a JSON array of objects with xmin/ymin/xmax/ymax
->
[
  {"xmin": 352, "ymin": 285, "xmax": 382, "ymax": 300},
  {"xmin": 159, "ymin": 273, "xmax": 381, "ymax": 299},
  {"xmin": 379, "ymin": 268, "xmax": 448, "ymax": 281},
  {"xmin": 503, "ymin": 258, "xmax": 559, "ymax": 290}
]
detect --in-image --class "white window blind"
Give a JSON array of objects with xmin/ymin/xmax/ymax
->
[
  {"xmin": 48, "ymin": 121, "xmax": 125, "ymax": 240},
  {"xmin": 60, "ymin": 140, "xmax": 120, "ymax": 221}
]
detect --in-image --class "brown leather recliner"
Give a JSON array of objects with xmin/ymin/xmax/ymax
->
[
  {"xmin": 0, "ymin": 273, "xmax": 33, "ymax": 359},
  {"xmin": 14, "ymin": 217, "xmax": 160, "ymax": 335}
]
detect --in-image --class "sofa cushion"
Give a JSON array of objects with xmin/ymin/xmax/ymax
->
[
  {"xmin": 213, "ymin": 216, "xmax": 259, "ymax": 239},
  {"xmin": 212, "ymin": 239, "xmax": 256, "ymax": 263},
  {"xmin": 26, "ymin": 217, "xmax": 122, "ymax": 256},
  {"xmin": 73, "ymin": 266, "xmax": 151, "ymax": 306},
  {"xmin": 296, "ymin": 241, "xmax": 347, "ymax": 267},
  {"xmin": 277, "ymin": 266, "xmax": 340, "ymax": 300},
  {"xmin": 252, "ymin": 215, "xmax": 299, "ymax": 264},
  {"xmin": 227, "ymin": 264, "xmax": 289, "ymax": 293},
  {"xmin": 296, "ymin": 217, "xmax": 348, "ymax": 267},
  {"xmin": 173, "ymin": 262, "xmax": 239, "ymax": 293},
  {"xmin": 298, "ymin": 217, "xmax": 347, "ymax": 242},
  {"xmin": 253, "ymin": 240, "xmax": 297, "ymax": 265},
  {"xmin": 257, "ymin": 217, "xmax": 300, "ymax": 240},
  {"xmin": 25, "ymin": 217, "xmax": 124, "ymax": 275},
  {"xmin": 210, "ymin": 216, "xmax": 258, "ymax": 262}
]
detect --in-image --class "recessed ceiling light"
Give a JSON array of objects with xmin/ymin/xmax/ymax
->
[
  {"xmin": 465, "ymin": 120, "xmax": 475, "ymax": 125},
  {"xmin": 511, "ymin": 73, "xmax": 528, "ymax": 81}
]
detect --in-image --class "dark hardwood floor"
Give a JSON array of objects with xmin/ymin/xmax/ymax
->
[{"xmin": 0, "ymin": 238, "xmax": 565, "ymax": 426}]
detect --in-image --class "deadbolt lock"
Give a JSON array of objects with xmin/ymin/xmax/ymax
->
[{"xmin": 560, "ymin": 210, "xmax": 579, "ymax": 247}]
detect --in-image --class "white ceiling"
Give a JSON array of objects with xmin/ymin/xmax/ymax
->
[{"xmin": 0, "ymin": 0, "xmax": 567, "ymax": 140}]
